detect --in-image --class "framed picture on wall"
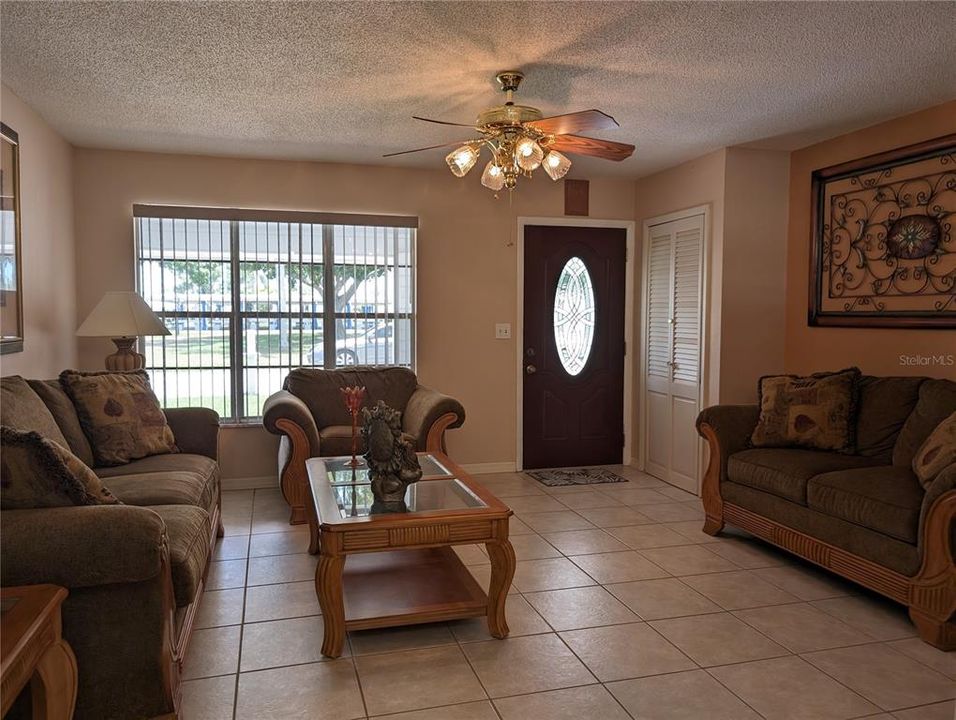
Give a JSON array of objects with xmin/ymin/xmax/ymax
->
[
  {"xmin": 0, "ymin": 122, "xmax": 24, "ymax": 353},
  {"xmin": 809, "ymin": 133, "xmax": 956, "ymax": 328}
]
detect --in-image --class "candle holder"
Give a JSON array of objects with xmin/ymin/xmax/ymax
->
[{"xmin": 340, "ymin": 385, "xmax": 367, "ymax": 467}]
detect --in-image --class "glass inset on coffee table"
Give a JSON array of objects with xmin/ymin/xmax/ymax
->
[{"xmin": 305, "ymin": 452, "xmax": 515, "ymax": 658}]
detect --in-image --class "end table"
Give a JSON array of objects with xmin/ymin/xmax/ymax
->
[{"xmin": 1, "ymin": 585, "xmax": 77, "ymax": 720}]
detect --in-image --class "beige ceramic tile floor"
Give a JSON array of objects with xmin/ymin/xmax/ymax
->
[{"xmin": 183, "ymin": 467, "xmax": 955, "ymax": 719}]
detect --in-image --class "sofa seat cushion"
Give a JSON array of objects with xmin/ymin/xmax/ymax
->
[
  {"xmin": 149, "ymin": 504, "xmax": 211, "ymax": 607},
  {"xmin": 722, "ymin": 481, "xmax": 920, "ymax": 576},
  {"xmin": 319, "ymin": 425, "xmax": 365, "ymax": 457},
  {"xmin": 103, "ymin": 471, "xmax": 217, "ymax": 516},
  {"xmin": 728, "ymin": 449, "xmax": 879, "ymax": 504},
  {"xmin": 318, "ymin": 425, "xmax": 417, "ymax": 458},
  {"xmin": 96, "ymin": 452, "xmax": 217, "ymax": 480},
  {"xmin": 807, "ymin": 466, "xmax": 924, "ymax": 544}
]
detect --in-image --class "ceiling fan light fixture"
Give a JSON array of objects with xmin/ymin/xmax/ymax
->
[
  {"xmin": 543, "ymin": 150, "xmax": 572, "ymax": 181},
  {"xmin": 514, "ymin": 136, "xmax": 544, "ymax": 171},
  {"xmin": 445, "ymin": 144, "xmax": 479, "ymax": 177},
  {"xmin": 480, "ymin": 161, "xmax": 506, "ymax": 191}
]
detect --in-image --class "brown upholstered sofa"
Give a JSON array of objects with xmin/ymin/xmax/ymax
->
[
  {"xmin": 0, "ymin": 375, "xmax": 221, "ymax": 719},
  {"xmin": 263, "ymin": 366, "xmax": 465, "ymax": 524},
  {"xmin": 697, "ymin": 375, "xmax": 955, "ymax": 649}
]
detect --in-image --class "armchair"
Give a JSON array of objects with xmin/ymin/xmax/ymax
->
[{"xmin": 263, "ymin": 367, "xmax": 465, "ymax": 524}]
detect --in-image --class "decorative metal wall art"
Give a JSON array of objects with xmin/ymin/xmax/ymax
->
[{"xmin": 809, "ymin": 134, "xmax": 956, "ymax": 328}]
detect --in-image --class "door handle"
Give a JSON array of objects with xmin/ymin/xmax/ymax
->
[{"xmin": 526, "ymin": 364, "xmax": 537, "ymax": 375}]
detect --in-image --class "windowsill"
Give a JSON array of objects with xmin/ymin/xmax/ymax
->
[{"xmin": 220, "ymin": 420, "xmax": 265, "ymax": 429}]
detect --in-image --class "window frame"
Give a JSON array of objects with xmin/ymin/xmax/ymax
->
[{"xmin": 133, "ymin": 205, "xmax": 417, "ymax": 423}]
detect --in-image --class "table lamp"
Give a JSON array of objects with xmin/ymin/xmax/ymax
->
[{"xmin": 76, "ymin": 291, "xmax": 170, "ymax": 370}]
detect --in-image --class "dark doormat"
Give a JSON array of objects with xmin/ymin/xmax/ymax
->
[{"xmin": 525, "ymin": 467, "xmax": 628, "ymax": 487}]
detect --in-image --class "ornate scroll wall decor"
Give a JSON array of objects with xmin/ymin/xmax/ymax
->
[{"xmin": 809, "ymin": 134, "xmax": 956, "ymax": 328}]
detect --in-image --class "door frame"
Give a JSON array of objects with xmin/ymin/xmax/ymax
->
[
  {"xmin": 638, "ymin": 204, "xmax": 712, "ymax": 493},
  {"xmin": 515, "ymin": 217, "xmax": 636, "ymax": 472}
]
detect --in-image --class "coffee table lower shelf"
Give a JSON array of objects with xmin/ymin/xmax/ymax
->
[{"xmin": 341, "ymin": 547, "xmax": 488, "ymax": 631}]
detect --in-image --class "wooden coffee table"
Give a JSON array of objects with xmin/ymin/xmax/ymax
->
[{"xmin": 305, "ymin": 452, "xmax": 515, "ymax": 658}]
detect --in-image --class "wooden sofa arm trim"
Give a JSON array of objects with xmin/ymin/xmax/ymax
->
[
  {"xmin": 698, "ymin": 422, "xmax": 725, "ymax": 535},
  {"xmin": 911, "ymin": 490, "xmax": 956, "ymax": 620},
  {"xmin": 425, "ymin": 412, "xmax": 459, "ymax": 454},
  {"xmin": 275, "ymin": 418, "xmax": 312, "ymax": 525}
]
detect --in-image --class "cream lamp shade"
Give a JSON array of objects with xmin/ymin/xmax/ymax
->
[{"xmin": 76, "ymin": 291, "xmax": 170, "ymax": 370}]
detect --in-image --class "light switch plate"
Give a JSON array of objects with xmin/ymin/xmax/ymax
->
[{"xmin": 495, "ymin": 323, "xmax": 512, "ymax": 339}]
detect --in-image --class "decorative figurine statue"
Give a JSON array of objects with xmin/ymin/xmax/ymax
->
[{"xmin": 362, "ymin": 400, "xmax": 422, "ymax": 513}]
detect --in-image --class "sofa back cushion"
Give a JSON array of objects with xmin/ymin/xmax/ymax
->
[
  {"xmin": 0, "ymin": 426, "xmax": 121, "ymax": 509},
  {"xmin": 854, "ymin": 376, "xmax": 924, "ymax": 463},
  {"xmin": 27, "ymin": 378, "xmax": 97, "ymax": 467},
  {"xmin": 284, "ymin": 366, "xmax": 418, "ymax": 428},
  {"xmin": 0, "ymin": 375, "xmax": 70, "ymax": 448},
  {"xmin": 893, "ymin": 378, "xmax": 956, "ymax": 467},
  {"xmin": 60, "ymin": 370, "xmax": 178, "ymax": 467}
]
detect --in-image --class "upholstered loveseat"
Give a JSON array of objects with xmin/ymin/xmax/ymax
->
[
  {"xmin": 0, "ymin": 375, "xmax": 221, "ymax": 719},
  {"xmin": 697, "ymin": 375, "xmax": 955, "ymax": 649},
  {"xmin": 263, "ymin": 366, "xmax": 465, "ymax": 524}
]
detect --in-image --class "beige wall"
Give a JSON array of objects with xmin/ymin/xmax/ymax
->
[
  {"xmin": 785, "ymin": 101, "xmax": 956, "ymax": 379},
  {"xmin": 72, "ymin": 148, "xmax": 636, "ymax": 478},
  {"xmin": 721, "ymin": 147, "xmax": 790, "ymax": 401},
  {"xmin": 0, "ymin": 85, "xmax": 77, "ymax": 377}
]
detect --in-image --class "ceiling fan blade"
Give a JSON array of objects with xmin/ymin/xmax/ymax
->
[
  {"xmin": 549, "ymin": 134, "xmax": 635, "ymax": 161},
  {"xmin": 526, "ymin": 110, "xmax": 619, "ymax": 136},
  {"xmin": 412, "ymin": 115, "xmax": 475, "ymax": 128},
  {"xmin": 382, "ymin": 140, "xmax": 473, "ymax": 158}
]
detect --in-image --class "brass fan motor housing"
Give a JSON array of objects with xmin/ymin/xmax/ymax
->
[{"xmin": 476, "ymin": 104, "xmax": 543, "ymax": 130}]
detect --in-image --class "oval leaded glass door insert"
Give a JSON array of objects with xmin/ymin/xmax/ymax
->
[{"xmin": 553, "ymin": 256, "xmax": 595, "ymax": 376}]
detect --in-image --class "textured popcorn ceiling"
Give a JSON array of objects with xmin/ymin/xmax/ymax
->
[{"xmin": 2, "ymin": 1, "xmax": 955, "ymax": 178}]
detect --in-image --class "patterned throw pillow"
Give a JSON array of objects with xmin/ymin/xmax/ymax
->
[
  {"xmin": 912, "ymin": 411, "xmax": 956, "ymax": 488},
  {"xmin": 60, "ymin": 370, "xmax": 178, "ymax": 466},
  {"xmin": 750, "ymin": 368, "xmax": 861, "ymax": 453},
  {"xmin": 0, "ymin": 426, "xmax": 121, "ymax": 509}
]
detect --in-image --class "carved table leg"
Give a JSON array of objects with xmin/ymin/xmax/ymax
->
[
  {"xmin": 485, "ymin": 539, "xmax": 515, "ymax": 639},
  {"xmin": 30, "ymin": 640, "xmax": 78, "ymax": 720},
  {"xmin": 316, "ymin": 554, "xmax": 347, "ymax": 658}
]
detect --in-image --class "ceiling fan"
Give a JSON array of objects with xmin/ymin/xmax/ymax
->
[{"xmin": 383, "ymin": 70, "xmax": 635, "ymax": 193}]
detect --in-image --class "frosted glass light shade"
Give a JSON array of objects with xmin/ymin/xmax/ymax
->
[
  {"xmin": 515, "ymin": 137, "xmax": 544, "ymax": 171},
  {"xmin": 543, "ymin": 150, "xmax": 572, "ymax": 180},
  {"xmin": 481, "ymin": 161, "xmax": 506, "ymax": 191},
  {"xmin": 77, "ymin": 291, "xmax": 170, "ymax": 338},
  {"xmin": 445, "ymin": 145, "xmax": 479, "ymax": 177}
]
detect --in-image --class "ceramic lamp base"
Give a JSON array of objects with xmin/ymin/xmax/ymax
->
[{"xmin": 105, "ymin": 337, "xmax": 144, "ymax": 371}]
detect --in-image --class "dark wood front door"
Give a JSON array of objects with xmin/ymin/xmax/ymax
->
[{"xmin": 523, "ymin": 225, "xmax": 626, "ymax": 469}]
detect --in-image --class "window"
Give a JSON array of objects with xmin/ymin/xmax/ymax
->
[{"xmin": 134, "ymin": 205, "xmax": 416, "ymax": 422}]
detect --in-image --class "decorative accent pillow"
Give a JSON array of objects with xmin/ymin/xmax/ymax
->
[
  {"xmin": 0, "ymin": 426, "xmax": 121, "ymax": 509},
  {"xmin": 750, "ymin": 367, "xmax": 861, "ymax": 453},
  {"xmin": 60, "ymin": 370, "xmax": 178, "ymax": 466},
  {"xmin": 912, "ymin": 411, "xmax": 956, "ymax": 488}
]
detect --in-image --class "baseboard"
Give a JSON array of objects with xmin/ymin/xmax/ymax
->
[
  {"xmin": 222, "ymin": 475, "xmax": 277, "ymax": 491},
  {"xmin": 459, "ymin": 461, "xmax": 517, "ymax": 475}
]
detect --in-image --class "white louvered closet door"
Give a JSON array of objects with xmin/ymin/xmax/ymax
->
[{"xmin": 643, "ymin": 214, "xmax": 704, "ymax": 493}]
